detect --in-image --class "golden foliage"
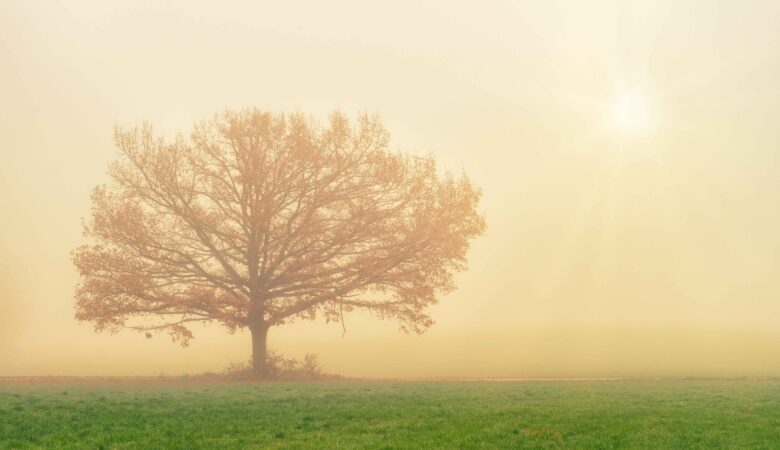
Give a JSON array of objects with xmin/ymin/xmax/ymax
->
[{"xmin": 73, "ymin": 109, "xmax": 485, "ymax": 344}]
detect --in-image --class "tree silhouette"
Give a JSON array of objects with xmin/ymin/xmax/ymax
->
[{"xmin": 73, "ymin": 108, "xmax": 485, "ymax": 375}]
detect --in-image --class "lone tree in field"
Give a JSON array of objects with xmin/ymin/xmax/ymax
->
[{"xmin": 73, "ymin": 109, "xmax": 485, "ymax": 376}]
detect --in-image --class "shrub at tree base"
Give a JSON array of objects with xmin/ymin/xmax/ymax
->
[{"xmin": 220, "ymin": 352, "xmax": 337, "ymax": 381}]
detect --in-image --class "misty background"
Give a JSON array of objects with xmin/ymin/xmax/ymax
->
[{"xmin": 2, "ymin": 0, "xmax": 780, "ymax": 377}]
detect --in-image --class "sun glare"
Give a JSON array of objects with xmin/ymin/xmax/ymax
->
[{"xmin": 612, "ymin": 90, "xmax": 650, "ymax": 132}]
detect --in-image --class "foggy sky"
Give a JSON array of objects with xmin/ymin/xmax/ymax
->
[{"xmin": 2, "ymin": 0, "xmax": 780, "ymax": 377}]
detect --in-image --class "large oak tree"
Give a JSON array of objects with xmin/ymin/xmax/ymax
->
[{"xmin": 73, "ymin": 109, "xmax": 485, "ymax": 375}]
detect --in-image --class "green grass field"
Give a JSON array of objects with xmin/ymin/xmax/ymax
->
[{"xmin": 2, "ymin": 379, "xmax": 779, "ymax": 449}]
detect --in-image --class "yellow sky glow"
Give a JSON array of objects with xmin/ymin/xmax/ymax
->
[{"xmin": 1, "ymin": 0, "xmax": 780, "ymax": 377}]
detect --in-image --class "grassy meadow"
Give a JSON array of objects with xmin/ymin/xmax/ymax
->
[{"xmin": 1, "ymin": 379, "xmax": 779, "ymax": 449}]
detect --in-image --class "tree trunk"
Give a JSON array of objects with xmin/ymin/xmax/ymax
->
[{"xmin": 250, "ymin": 324, "xmax": 270, "ymax": 377}]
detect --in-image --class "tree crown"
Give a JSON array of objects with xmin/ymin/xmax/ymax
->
[{"xmin": 73, "ymin": 109, "xmax": 485, "ymax": 344}]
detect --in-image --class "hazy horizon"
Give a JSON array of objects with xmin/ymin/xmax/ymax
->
[{"xmin": 2, "ymin": 0, "xmax": 780, "ymax": 378}]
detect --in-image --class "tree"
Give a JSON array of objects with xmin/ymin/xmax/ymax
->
[{"xmin": 73, "ymin": 108, "xmax": 485, "ymax": 376}]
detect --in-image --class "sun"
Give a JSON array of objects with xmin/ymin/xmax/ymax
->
[{"xmin": 612, "ymin": 89, "xmax": 650, "ymax": 132}]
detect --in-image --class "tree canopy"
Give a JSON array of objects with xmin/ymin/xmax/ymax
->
[{"xmin": 73, "ymin": 108, "xmax": 485, "ymax": 374}]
